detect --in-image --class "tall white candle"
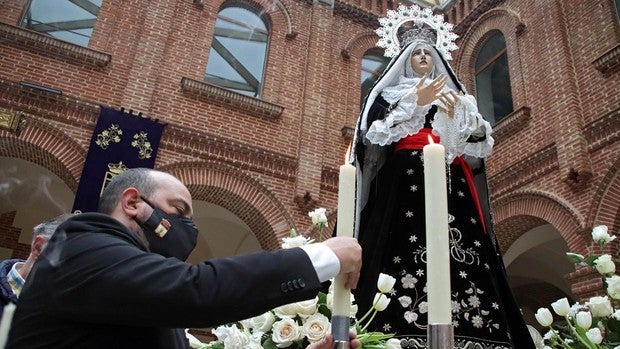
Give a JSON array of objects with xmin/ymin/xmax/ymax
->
[
  {"xmin": 332, "ymin": 146, "xmax": 356, "ymax": 317},
  {"xmin": 0, "ymin": 303, "xmax": 16, "ymax": 349},
  {"xmin": 423, "ymin": 137, "xmax": 452, "ymax": 324}
]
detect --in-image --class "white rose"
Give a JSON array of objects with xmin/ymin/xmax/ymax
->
[
  {"xmin": 594, "ymin": 254, "xmax": 616, "ymax": 275},
  {"xmin": 592, "ymin": 225, "xmax": 616, "ymax": 245},
  {"xmin": 302, "ymin": 313, "xmax": 331, "ymax": 343},
  {"xmin": 308, "ymin": 208, "xmax": 328, "ymax": 226},
  {"xmin": 385, "ymin": 338, "xmax": 401, "ymax": 349},
  {"xmin": 272, "ymin": 317, "xmax": 303, "ymax": 348},
  {"xmin": 606, "ymin": 275, "xmax": 620, "ymax": 300},
  {"xmin": 612, "ymin": 309, "xmax": 620, "ymax": 321},
  {"xmin": 535, "ymin": 308, "xmax": 553, "ymax": 327},
  {"xmin": 585, "ymin": 327, "xmax": 603, "ymax": 344},
  {"xmin": 247, "ymin": 330, "xmax": 265, "ymax": 349},
  {"xmin": 377, "ymin": 273, "xmax": 397, "ymax": 294},
  {"xmin": 587, "ymin": 296, "xmax": 613, "ymax": 318},
  {"xmin": 274, "ymin": 297, "xmax": 318, "ymax": 318},
  {"xmin": 575, "ymin": 311, "xmax": 592, "ymax": 330},
  {"xmin": 212, "ymin": 324, "xmax": 239, "ymax": 341},
  {"xmin": 213, "ymin": 325, "xmax": 250, "ymax": 349},
  {"xmin": 281, "ymin": 235, "xmax": 315, "ymax": 249},
  {"xmin": 241, "ymin": 311, "xmax": 276, "ymax": 333},
  {"xmin": 373, "ymin": 293, "xmax": 391, "ymax": 311},
  {"xmin": 551, "ymin": 297, "xmax": 570, "ymax": 316}
]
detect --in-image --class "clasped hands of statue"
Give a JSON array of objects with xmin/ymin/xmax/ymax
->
[{"xmin": 415, "ymin": 73, "xmax": 461, "ymax": 118}]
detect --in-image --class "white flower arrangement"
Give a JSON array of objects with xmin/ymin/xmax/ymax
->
[
  {"xmin": 529, "ymin": 225, "xmax": 620, "ymax": 349},
  {"xmin": 197, "ymin": 209, "xmax": 394, "ymax": 349}
]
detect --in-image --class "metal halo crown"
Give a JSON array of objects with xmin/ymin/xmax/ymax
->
[{"xmin": 375, "ymin": 4, "xmax": 459, "ymax": 59}]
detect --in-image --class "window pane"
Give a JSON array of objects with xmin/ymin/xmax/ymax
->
[
  {"xmin": 475, "ymin": 32, "xmax": 513, "ymax": 124},
  {"xmin": 205, "ymin": 5, "xmax": 269, "ymax": 98},
  {"xmin": 20, "ymin": 0, "xmax": 101, "ymax": 47},
  {"xmin": 361, "ymin": 50, "xmax": 390, "ymax": 106}
]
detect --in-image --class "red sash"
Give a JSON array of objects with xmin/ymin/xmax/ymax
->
[{"xmin": 394, "ymin": 129, "xmax": 487, "ymax": 233}]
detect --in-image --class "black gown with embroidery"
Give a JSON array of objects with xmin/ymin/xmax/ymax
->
[{"xmin": 353, "ymin": 99, "xmax": 535, "ymax": 349}]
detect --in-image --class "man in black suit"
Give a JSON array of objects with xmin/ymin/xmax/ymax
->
[{"xmin": 6, "ymin": 168, "xmax": 361, "ymax": 349}]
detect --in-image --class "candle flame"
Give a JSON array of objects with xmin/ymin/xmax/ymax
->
[
  {"xmin": 344, "ymin": 142, "xmax": 352, "ymax": 164},
  {"xmin": 427, "ymin": 135, "xmax": 435, "ymax": 145}
]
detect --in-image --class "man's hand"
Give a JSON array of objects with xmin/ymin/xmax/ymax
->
[
  {"xmin": 322, "ymin": 237, "xmax": 362, "ymax": 290},
  {"xmin": 306, "ymin": 332, "xmax": 361, "ymax": 349}
]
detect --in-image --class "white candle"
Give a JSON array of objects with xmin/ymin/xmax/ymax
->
[
  {"xmin": 423, "ymin": 137, "xmax": 452, "ymax": 324},
  {"xmin": 332, "ymin": 146, "xmax": 356, "ymax": 317},
  {"xmin": 0, "ymin": 303, "xmax": 16, "ymax": 348}
]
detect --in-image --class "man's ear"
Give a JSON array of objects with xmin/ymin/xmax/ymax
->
[
  {"xmin": 120, "ymin": 188, "xmax": 142, "ymax": 219},
  {"xmin": 30, "ymin": 235, "xmax": 48, "ymax": 258}
]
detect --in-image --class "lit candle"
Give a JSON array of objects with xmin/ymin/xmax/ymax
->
[
  {"xmin": 423, "ymin": 136, "xmax": 451, "ymax": 324},
  {"xmin": 332, "ymin": 143, "xmax": 356, "ymax": 317}
]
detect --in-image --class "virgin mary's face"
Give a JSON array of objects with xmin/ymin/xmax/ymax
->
[{"xmin": 410, "ymin": 45, "xmax": 434, "ymax": 75}]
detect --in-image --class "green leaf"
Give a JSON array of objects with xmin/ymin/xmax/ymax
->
[
  {"xmin": 584, "ymin": 255, "xmax": 599, "ymax": 266},
  {"xmin": 566, "ymin": 252, "xmax": 585, "ymax": 264},
  {"xmin": 262, "ymin": 337, "xmax": 278, "ymax": 349}
]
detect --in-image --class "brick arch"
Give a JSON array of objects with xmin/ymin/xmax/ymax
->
[
  {"xmin": 493, "ymin": 190, "xmax": 588, "ymax": 253},
  {"xmin": 342, "ymin": 31, "xmax": 383, "ymax": 122},
  {"xmin": 344, "ymin": 31, "xmax": 379, "ymax": 59},
  {"xmin": 0, "ymin": 118, "xmax": 86, "ymax": 191},
  {"xmin": 160, "ymin": 161, "xmax": 294, "ymax": 250},
  {"xmin": 588, "ymin": 155, "xmax": 620, "ymax": 233},
  {"xmin": 454, "ymin": 7, "xmax": 527, "ymax": 104},
  {"xmin": 212, "ymin": 0, "xmax": 294, "ymax": 37}
]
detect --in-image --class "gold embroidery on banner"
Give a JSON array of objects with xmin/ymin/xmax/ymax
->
[
  {"xmin": 100, "ymin": 161, "xmax": 129, "ymax": 196},
  {"xmin": 131, "ymin": 131, "xmax": 153, "ymax": 159},
  {"xmin": 95, "ymin": 124, "xmax": 123, "ymax": 149},
  {"xmin": 0, "ymin": 109, "xmax": 25, "ymax": 134}
]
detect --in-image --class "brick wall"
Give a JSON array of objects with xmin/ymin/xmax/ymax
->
[{"xmin": 0, "ymin": 0, "xmax": 618, "ymax": 303}]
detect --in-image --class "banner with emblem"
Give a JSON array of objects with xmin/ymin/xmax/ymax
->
[{"xmin": 72, "ymin": 107, "xmax": 166, "ymax": 213}]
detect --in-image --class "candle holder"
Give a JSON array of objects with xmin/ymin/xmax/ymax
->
[
  {"xmin": 332, "ymin": 314, "xmax": 350, "ymax": 349},
  {"xmin": 428, "ymin": 323, "xmax": 454, "ymax": 349}
]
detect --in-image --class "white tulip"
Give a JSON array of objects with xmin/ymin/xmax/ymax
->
[
  {"xmin": 535, "ymin": 308, "xmax": 553, "ymax": 327},
  {"xmin": 551, "ymin": 297, "xmax": 570, "ymax": 316},
  {"xmin": 587, "ymin": 296, "xmax": 613, "ymax": 318},
  {"xmin": 592, "ymin": 225, "xmax": 616, "ymax": 245},
  {"xmin": 594, "ymin": 254, "xmax": 616, "ymax": 275},
  {"xmin": 585, "ymin": 327, "xmax": 603, "ymax": 344},
  {"xmin": 373, "ymin": 293, "xmax": 391, "ymax": 311},
  {"xmin": 377, "ymin": 273, "xmax": 397, "ymax": 294},
  {"xmin": 575, "ymin": 311, "xmax": 592, "ymax": 330},
  {"xmin": 606, "ymin": 275, "xmax": 620, "ymax": 300}
]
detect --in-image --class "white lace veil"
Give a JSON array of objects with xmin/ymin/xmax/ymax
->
[{"xmin": 352, "ymin": 39, "xmax": 465, "ymax": 237}]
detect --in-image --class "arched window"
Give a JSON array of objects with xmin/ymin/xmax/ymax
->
[
  {"xmin": 475, "ymin": 31, "xmax": 514, "ymax": 124},
  {"xmin": 360, "ymin": 49, "xmax": 390, "ymax": 107},
  {"xmin": 20, "ymin": 0, "xmax": 101, "ymax": 47},
  {"xmin": 205, "ymin": 4, "xmax": 269, "ymax": 98}
]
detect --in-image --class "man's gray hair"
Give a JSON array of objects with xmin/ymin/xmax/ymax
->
[{"xmin": 32, "ymin": 214, "xmax": 72, "ymax": 241}]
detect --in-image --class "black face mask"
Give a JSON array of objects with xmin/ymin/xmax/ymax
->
[{"xmin": 135, "ymin": 197, "xmax": 198, "ymax": 261}]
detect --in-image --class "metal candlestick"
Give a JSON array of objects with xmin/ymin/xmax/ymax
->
[
  {"xmin": 332, "ymin": 314, "xmax": 350, "ymax": 349},
  {"xmin": 428, "ymin": 323, "xmax": 454, "ymax": 349}
]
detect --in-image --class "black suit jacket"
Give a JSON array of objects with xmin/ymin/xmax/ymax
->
[{"xmin": 7, "ymin": 213, "xmax": 322, "ymax": 349}]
